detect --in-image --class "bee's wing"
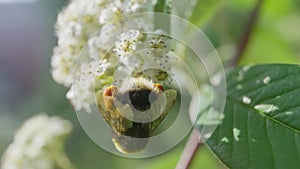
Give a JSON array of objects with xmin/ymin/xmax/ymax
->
[
  {"xmin": 96, "ymin": 93, "xmax": 110, "ymax": 122},
  {"xmin": 97, "ymin": 94, "xmax": 133, "ymax": 134},
  {"xmin": 149, "ymin": 89, "xmax": 177, "ymax": 134}
]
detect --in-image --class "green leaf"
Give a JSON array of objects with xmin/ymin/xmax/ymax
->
[
  {"xmin": 189, "ymin": 0, "xmax": 225, "ymax": 27},
  {"xmin": 154, "ymin": 0, "xmax": 172, "ymax": 13},
  {"xmin": 204, "ymin": 64, "xmax": 300, "ymax": 169}
]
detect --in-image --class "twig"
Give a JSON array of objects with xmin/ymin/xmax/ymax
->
[
  {"xmin": 230, "ymin": 0, "xmax": 265, "ymax": 67},
  {"xmin": 175, "ymin": 129, "xmax": 202, "ymax": 169}
]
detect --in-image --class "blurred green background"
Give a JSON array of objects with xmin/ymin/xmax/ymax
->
[{"xmin": 0, "ymin": 0, "xmax": 299, "ymax": 169}]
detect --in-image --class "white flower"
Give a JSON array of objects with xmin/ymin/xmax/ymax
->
[
  {"xmin": 113, "ymin": 29, "xmax": 179, "ymax": 88},
  {"xmin": 67, "ymin": 62, "xmax": 98, "ymax": 113},
  {"xmin": 52, "ymin": 0, "xmax": 106, "ymax": 87},
  {"xmin": 1, "ymin": 114, "xmax": 74, "ymax": 169},
  {"xmin": 52, "ymin": 0, "xmax": 168, "ymax": 113},
  {"xmin": 115, "ymin": 0, "xmax": 149, "ymax": 13},
  {"xmin": 99, "ymin": 7, "xmax": 117, "ymax": 24},
  {"xmin": 114, "ymin": 29, "xmax": 144, "ymax": 57}
]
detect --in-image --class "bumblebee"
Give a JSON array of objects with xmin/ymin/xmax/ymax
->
[{"xmin": 97, "ymin": 77, "xmax": 177, "ymax": 153}]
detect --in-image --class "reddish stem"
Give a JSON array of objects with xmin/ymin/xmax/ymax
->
[
  {"xmin": 230, "ymin": 0, "xmax": 265, "ymax": 67},
  {"xmin": 175, "ymin": 129, "xmax": 202, "ymax": 169}
]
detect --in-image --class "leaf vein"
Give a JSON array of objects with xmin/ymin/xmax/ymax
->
[
  {"xmin": 246, "ymin": 110, "xmax": 251, "ymax": 169},
  {"xmin": 265, "ymin": 119, "xmax": 276, "ymax": 169},
  {"xmin": 293, "ymin": 133, "xmax": 300, "ymax": 160},
  {"xmin": 227, "ymin": 96, "xmax": 300, "ymax": 133},
  {"xmin": 254, "ymin": 87, "xmax": 300, "ymax": 105}
]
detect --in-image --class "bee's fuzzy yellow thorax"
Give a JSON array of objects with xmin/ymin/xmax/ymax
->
[{"xmin": 119, "ymin": 77, "xmax": 163, "ymax": 93}]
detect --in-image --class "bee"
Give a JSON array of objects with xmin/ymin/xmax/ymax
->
[{"xmin": 97, "ymin": 77, "xmax": 177, "ymax": 154}]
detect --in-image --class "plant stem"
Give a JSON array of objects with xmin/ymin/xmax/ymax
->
[
  {"xmin": 175, "ymin": 129, "xmax": 202, "ymax": 169},
  {"xmin": 154, "ymin": 0, "xmax": 172, "ymax": 14},
  {"xmin": 230, "ymin": 0, "xmax": 265, "ymax": 67},
  {"xmin": 154, "ymin": 0, "xmax": 172, "ymax": 32},
  {"xmin": 53, "ymin": 150, "xmax": 78, "ymax": 169}
]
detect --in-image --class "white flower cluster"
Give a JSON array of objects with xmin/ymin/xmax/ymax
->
[
  {"xmin": 52, "ymin": 0, "xmax": 149, "ymax": 86},
  {"xmin": 51, "ymin": 0, "xmax": 150, "ymax": 112},
  {"xmin": 1, "ymin": 114, "xmax": 73, "ymax": 169},
  {"xmin": 110, "ymin": 29, "xmax": 176, "ymax": 86}
]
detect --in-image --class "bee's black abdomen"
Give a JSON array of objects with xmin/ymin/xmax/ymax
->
[
  {"xmin": 124, "ymin": 122, "xmax": 150, "ymax": 138},
  {"xmin": 112, "ymin": 123, "xmax": 150, "ymax": 153}
]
